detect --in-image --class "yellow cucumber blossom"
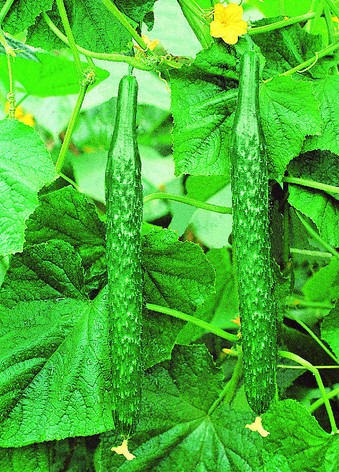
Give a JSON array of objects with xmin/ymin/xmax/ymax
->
[{"xmin": 210, "ymin": 3, "xmax": 248, "ymax": 45}]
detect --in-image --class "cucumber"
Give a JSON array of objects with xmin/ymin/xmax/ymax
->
[
  {"xmin": 230, "ymin": 49, "xmax": 277, "ymax": 415},
  {"xmin": 105, "ymin": 75, "xmax": 143, "ymax": 436}
]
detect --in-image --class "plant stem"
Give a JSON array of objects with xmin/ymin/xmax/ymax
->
[
  {"xmin": 283, "ymin": 176, "xmax": 339, "ymax": 195},
  {"xmin": 146, "ymin": 303, "xmax": 239, "ymax": 342},
  {"xmin": 249, "ymin": 12, "xmax": 316, "ymax": 35},
  {"xmin": 207, "ymin": 350, "xmax": 243, "ymax": 416},
  {"xmin": 100, "ymin": 0, "xmax": 150, "ymax": 51},
  {"xmin": 324, "ymin": 0, "xmax": 339, "ymax": 18},
  {"xmin": 309, "ymin": 386, "xmax": 339, "ymax": 413},
  {"xmin": 279, "ymin": 350, "xmax": 338, "ymax": 433},
  {"xmin": 59, "ymin": 172, "xmax": 81, "ymax": 191},
  {"xmin": 282, "ymin": 41, "xmax": 339, "ymax": 76},
  {"xmin": 177, "ymin": 0, "xmax": 212, "ymax": 49},
  {"xmin": 296, "ymin": 212, "xmax": 339, "ymax": 259},
  {"xmin": 288, "ymin": 314, "xmax": 339, "ymax": 364},
  {"xmin": 143, "ymin": 192, "xmax": 233, "ymax": 214},
  {"xmin": 290, "ymin": 248, "xmax": 333, "ymax": 258},
  {"xmin": 43, "ymin": 13, "xmax": 169, "ymax": 71},
  {"xmin": 278, "ymin": 364, "xmax": 339, "ymax": 369},
  {"xmin": 286, "ymin": 296, "xmax": 335, "ymax": 309},
  {"xmin": 0, "ymin": 0, "xmax": 15, "ymax": 26},
  {"xmin": 56, "ymin": 0, "xmax": 83, "ymax": 80},
  {"xmin": 55, "ymin": 71, "xmax": 95, "ymax": 173},
  {"xmin": 324, "ymin": 3, "xmax": 339, "ymax": 74}
]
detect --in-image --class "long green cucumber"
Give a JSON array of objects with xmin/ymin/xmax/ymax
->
[
  {"xmin": 230, "ymin": 49, "xmax": 277, "ymax": 415},
  {"xmin": 105, "ymin": 75, "xmax": 143, "ymax": 436}
]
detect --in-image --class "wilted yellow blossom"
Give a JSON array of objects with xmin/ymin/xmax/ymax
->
[{"xmin": 210, "ymin": 3, "xmax": 248, "ymax": 45}]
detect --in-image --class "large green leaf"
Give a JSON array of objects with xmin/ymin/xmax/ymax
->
[
  {"xmin": 1, "ymin": 0, "xmax": 53, "ymax": 34},
  {"xmin": 170, "ymin": 41, "xmax": 238, "ymax": 176},
  {"xmin": 0, "ymin": 240, "xmax": 113, "ymax": 447},
  {"xmin": 302, "ymin": 257, "xmax": 339, "ymax": 302},
  {"xmin": 0, "ymin": 52, "xmax": 109, "ymax": 97},
  {"xmin": 0, "ymin": 443, "xmax": 50, "ymax": 472},
  {"xmin": 177, "ymin": 247, "xmax": 238, "ymax": 344},
  {"xmin": 288, "ymin": 186, "xmax": 339, "ymax": 247},
  {"xmin": 27, "ymin": 0, "xmax": 131, "ymax": 54},
  {"xmin": 321, "ymin": 304, "xmax": 339, "ymax": 359},
  {"xmin": 95, "ymin": 345, "xmax": 264, "ymax": 472},
  {"xmin": 303, "ymin": 76, "xmax": 339, "ymax": 155},
  {"xmin": 142, "ymin": 229, "xmax": 215, "ymax": 312},
  {"xmin": 0, "ymin": 120, "xmax": 55, "ymax": 256},
  {"xmin": 260, "ymin": 76, "xmax": 321, "ymax": 179},
  {"xmin": 263, "ymin": 400, "xmax": 337, "ymax": 472}
]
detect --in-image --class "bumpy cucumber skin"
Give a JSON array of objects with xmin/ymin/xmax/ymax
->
[
  {"xmin": 105, "ymin": 75, "xmax": 143, "ymax": 436},
  {"xmin": 230, "ymin": 51, "xmax": 277, "ymax": 415}
]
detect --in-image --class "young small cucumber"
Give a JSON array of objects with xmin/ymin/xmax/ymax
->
[
  {"xmin": 105, "ymin": 75, "xmax": 143, "ymax": 436},
  {"xmin": 230, "ymin": 49, "xmax": 277, "ymax": 415}
]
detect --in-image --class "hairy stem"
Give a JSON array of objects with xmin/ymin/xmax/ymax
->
[
  {"xmin": 249, "ymin": 12, "xmax": 316, "ymax": 35},
  {"xmin": 279, "ymin": 350, "xmax": 338, "ymax": 433},
  {"xmin": 284, "ymin": 176, "xmax": 339, "ymax": 195},
  {"xmin": 287, "ymin": 314, "xmax": 339, "ymax": 364},
  {"xmin": 207, "ymin": 351, "xmax": 243, "ymax": 416},
  {"xmin": 308, "ymin": 386, "xmax": 339, "ymax": 413},
  {"xmin": 296, "ymin": 212, "xmax": 339, "ymax": 259},
  {"xmin": 55, "ymin": 71, "xmax": 95, "ymax": 173},
  {"xmin": 0, "ymin": 0, "xmax": 15, "ymax": 26},
  {"xmin": 146, "ymin": 303, "xmax": 239, "ymax": 342},
  {"xmin": 56, "ymin": 0, "xmax": 83, "ymax": 80},
  {"xmin": 144, "ymin": 192, "xmax": 233, "ymax": 214},
  {"xmin": 282, "ymin": 41, "xmax": 339, "ymax": 76},
  {"xmin": 290, "ymin": 248, "xmax": 333, "ymax": 258}
]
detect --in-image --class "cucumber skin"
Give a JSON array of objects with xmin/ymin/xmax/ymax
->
[
  {"xmin": 105, "ymin": 75, "xmax": 143, "ymax": 436},
  {"xmin": 230, "ymin": 51, "xmax": 277, "ymax": 415}
]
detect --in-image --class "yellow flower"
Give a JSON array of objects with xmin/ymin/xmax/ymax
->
[
  {"xmin": 210, "ymin": 3, "xmax": 248, "ymax": 45},
  {"xmin": 4, "ymin": 102, "xmax": 35, "ymax": 126}
]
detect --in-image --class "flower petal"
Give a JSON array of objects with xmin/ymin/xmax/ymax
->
[{"xmin": 210, "ymin": 19, "xmax": 226, "ymax": 38}]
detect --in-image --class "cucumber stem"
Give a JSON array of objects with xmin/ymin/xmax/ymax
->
[
  {"xmin": 207, "ymin": 350, "xmax": 243, "ymax": 416},
  {"xmin": 146, "ymin": 303, "xmax": 239, "ymax": 342},
  {"xmin": 308, "ymin": 386, "xmax": 339, "ymax": 414},
  {"xmin": 0, "ymin": 0, "xmax": 15, "ymax": 26},
  {"xmin": 144, "ymin": 192, "xmax": 232, "ymax": 214},
  {"xmin": 283, "ymin": 176, "xmax": 339, "ymax": 195},
  {"xmin": 279, "ymin": 350, "xmax": 338, "ymax": 433},
  {"xmin": 56, "ymin": 0, "xmax": 83, "ymax": 80},
  {"xmin": 296, "ymin": 212, "xmax": 339, "ymax": 259},
  {"xmin": 249, "ymin": 12, "xmax": 317, "ymax": 35}
]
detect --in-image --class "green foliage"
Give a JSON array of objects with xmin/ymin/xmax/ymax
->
[
  {"xmin": 0, "ymin": 120, "xmax": 55, "ymax": 256},
  {"xmin": 0, "ymin": 0, "xmax": 338, "ymax": 469}
]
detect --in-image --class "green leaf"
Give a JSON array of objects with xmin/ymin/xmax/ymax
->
[
  {"xmin": 321, "ymin": 305, "xmax": 339, "ymax": 359},
  {"xmin": 302, "ymin": 257, "xmax": 339, "ymax": 302},
  {"xmin": 263, "ymin": 399, "xmax": 335, "ymax": 472},
  {"xmin": 288, "ymin": 186, "xmax": 339, "ymax": 247},
  {"xmin": 25, "ymin": 186, "xmax": 105, "ymax": 270},
  {"xmin": 177, "ymin": 248, "xmax": 238, "ymax": 344},
  {"xmin": 252, "ymin": 18, "xmax": 323, "ymax": 78},
  {"xmin": 288, "ymin": 150, "xmax": 339, "ymax": 201},
  {"xmin": 303, "ymin": 76, "xmax": 339, "ymax": 155},
  {"xmin": 116, "ymin": 0, "xmax": 156, "ymax": 25},
  {"xmin": 1, "ymin": 0, "xmax": 53, "ymax": 34},
  {"xmin": 0, "ymin": 35, "xmax": 39, "ymax": 61},
  {"xmin": 0, "ymin": 241, "xmax": 113, "ymax": 447},
  {"xmin": 260, "ymin": 76, "xmax": 321, "ymax": 179},
  {"xmin": 0, "ymin": 52, "xmax": 109, "ymax": 97},
  {"xmin": 0, "ymin": 443, "xmax": 50, "ymax": 472},
  {"xmin": 0, "ymin": 120, "xmax": 55, "ymax": 256},
  {"xmin": 170, "ymin": 41, "xmax": 238, "ymax": 176},
  {"xmin": 142, "ymin": 229, "xmax": 215, "ymax": 312},
  {"xmin": 27, "ymin": 0, "xmax": 131, "ymax": 54},
  {"xmin": 95, "ymin": 345, "xmax": 263, "ymax": 472}
]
